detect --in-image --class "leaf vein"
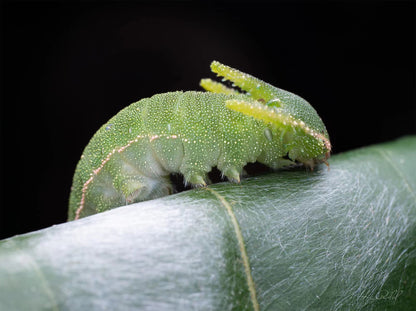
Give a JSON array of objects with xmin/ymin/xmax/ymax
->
[{"xmin": 207, "ymin": 188, "xmax": 260, "ymax": 311}]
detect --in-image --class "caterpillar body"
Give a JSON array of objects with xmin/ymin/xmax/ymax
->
[{"xmin": 68, "ymin": 61, "xmax": 331, "ymax": 220}]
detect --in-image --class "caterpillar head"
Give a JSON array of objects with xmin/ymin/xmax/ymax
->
[
  {"xmin": 269, "ymin": 97, "xmax": 331, "ymax": 168},
  {"xmin": 227, "ymin": 98, "xmax": 331, "ymax": 169},
  {"xmin": 283, "ymin": 119, "xmax": 331, "ymax": 169},
  {"xmin": 201, "ymin": 61, "xmax": 331, "ymax": 169}
]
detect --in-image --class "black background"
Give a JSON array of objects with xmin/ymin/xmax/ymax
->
[{"xmin": 1, "ymin": 0, "xmax": 415, "ymax": 239}]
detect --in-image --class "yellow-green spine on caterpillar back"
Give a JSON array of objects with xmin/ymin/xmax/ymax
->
[{"xmin": 68, "ymin": 61, "xmax": 331, "ymax": 220}]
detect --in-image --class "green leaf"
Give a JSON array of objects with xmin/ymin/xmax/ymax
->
[{"xmin": 1, "ymin": 136, "xmax": 415, "ymax": 311}]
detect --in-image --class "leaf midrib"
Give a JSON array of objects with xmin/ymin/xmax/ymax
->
[{"xmin": 207, "ymin": 187, "xmax": 260, "ymax": 311}]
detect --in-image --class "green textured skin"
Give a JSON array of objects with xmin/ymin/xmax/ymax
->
[{"xmin": 68, "ymin": 62, "xmax": 330, "ymax": 220}]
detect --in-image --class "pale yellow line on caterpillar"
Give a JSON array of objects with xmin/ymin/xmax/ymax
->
[
  {"xmin": 75, "ymin": 133, "xmax": 181, "ymax": 220},
  {"xmin": 226, "ymin": 99, "xmax": 332, "ymax": 160}
]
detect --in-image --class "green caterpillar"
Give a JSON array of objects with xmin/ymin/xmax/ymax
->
[{"xmin": 68, "ymin": 61, "xmax": 331, "ymax": 220}]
